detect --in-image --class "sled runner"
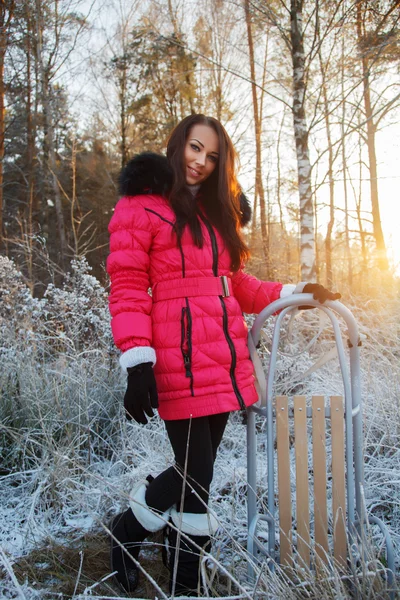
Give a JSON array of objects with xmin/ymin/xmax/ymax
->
[{"xmin": 247, "ymin": 294, "xmax": 395, "ymax": 592}]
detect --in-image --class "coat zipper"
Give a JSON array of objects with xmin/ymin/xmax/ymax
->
[
  {"xmin": 218, "ymin": 296, "xmax": 245, "ymax": 409},
  {"xmin": 181, "ymin": 300, "xmax": 194, "ymax": 396},
  {"xmin": 199, "ymin": 214, "xmax": 246, "ymax": 410}
]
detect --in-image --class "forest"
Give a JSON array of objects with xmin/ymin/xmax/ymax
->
[
  {"xmin": 1, "ymin": 0, "xmax": 399, "ymax": 290},
  {"xmin": 0, "ymin": 0, "xmax": 400, "ymax": 598}
]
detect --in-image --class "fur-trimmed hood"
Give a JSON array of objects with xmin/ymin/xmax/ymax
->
[{"xmin": 118, "ymin": 152, "xmax": 252, "ymax": 227}]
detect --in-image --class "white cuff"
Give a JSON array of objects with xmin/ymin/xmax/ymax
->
[
  {"xmin": 129, "ymin": 481, "xmax": 171, "ymax": 532},
  {"xmin": 280, "ymin": 282, "xmax": 307, "ymax": 298},
  {"xmin": 280, "ymin": 284, "xmax": 296, "ymax": 298},
  {"xmin": 294, "ymin": 281, "xmax": 307, "ymax": 293},
  {"xmin": 119, "ymin": 347, "xmax": 157, "ymax": 372},
  {"xmin": 170, "ymin": 507, "xmax": 219, "ymax": 536}
]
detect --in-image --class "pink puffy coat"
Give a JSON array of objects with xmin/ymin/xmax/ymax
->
[{"xmin": 107, "ymin": 153, "xmax": 283, "ymax": 420}]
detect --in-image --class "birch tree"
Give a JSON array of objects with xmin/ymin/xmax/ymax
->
[
  {"xmin": 249, "ymin": 0, "xmax": 318, "ymax": 280},
  {"xmin": 289, "ymin": 0, "xmax": 316, "ymax": 280}
]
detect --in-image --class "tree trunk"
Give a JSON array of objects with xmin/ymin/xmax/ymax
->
[
  {"xmin": 244, "ymin": 0, "xmax": 269, "ymax": 276},
  {"xmin": 250, "ymin": 193, "xmax": 258, "ymax": 247},
  {"xmin": 26, "ymin": 3, "xmax": 35, "ymax": 288},
  {"xmin": 317, "ymin": 48, "xmax": 335, "ymax": 287},
  {"xmin": 290, "ymin": 0, "xmax": 315, "ymax": 281},
  {"xmin": 341, "ymin": 123, "xmax": 353, "ymax": 287},
  {"xmin": 35, "ymin": 0, "xmax": 67, "ymax": 266},
  {"xmin": 314, "ymin": 186, "xmax": 319, "ymax": 279},
  {"xmin": 119, "ymin": 64, "xmax": 128, "ymax": 167},
  {"xmin": 276, "ymin": 110, "xmax": 293, "ymax": 278},
  {"xmin": 0, "ymin": 29, "xmax": 5, "ymax": 245},
  {"xmin": 356, "ymin": 0, "xmax": 388, "ymax": 271},
  {"xmin": 276, "ymin": 111, "xmax": 285, "ymax": 232},
  {"xmin": 357, "ymin": 130, "xmax": 368, "ymax": 277},
  {"xmin": 341, "ymin": 21, "xmax": 352, "ymax": 288},
  {"xmin": 0, "ymin": 1, "xmax": 14, "ymax": 246}
]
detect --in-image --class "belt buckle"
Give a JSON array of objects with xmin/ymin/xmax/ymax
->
[{"xmin": 220, "ymin": 275, "xmax": 230, "ymax": 297}]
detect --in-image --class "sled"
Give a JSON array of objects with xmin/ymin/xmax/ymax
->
[{"xmin": 247, "ymin": 294, "xmax": 395, "ymax": 593}]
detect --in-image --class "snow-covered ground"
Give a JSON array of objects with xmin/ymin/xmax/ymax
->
[{"xmin": 0, "ymin": 256, "xmax": 399, "ymax": 598}]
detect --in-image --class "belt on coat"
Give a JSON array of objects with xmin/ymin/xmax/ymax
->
[{"xmin": 152, "ymin": 276, "xmax": 232, "ymax": 302}]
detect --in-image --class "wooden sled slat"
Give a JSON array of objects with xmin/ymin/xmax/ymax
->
[
  {"xmin": 276, "ymin": 395, "xmax": 293, "ymax": 566},
  {"xmin": 331, "ymin": 395, "xmax": 347, "ymax": 569},
  {"xmin": 294, "ymin": 395, "xmax": 310, "ymax": 567},
  {"xmin": 312, "ymin": 395, "xmax": 329, "ymax": 568}
]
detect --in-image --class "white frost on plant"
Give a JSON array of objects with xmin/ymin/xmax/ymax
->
[{"xmin": 0, "ymin": 256, "xmax": 399, "ymax": 596}]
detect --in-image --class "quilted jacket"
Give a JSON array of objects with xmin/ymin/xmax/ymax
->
[{"xmin": 107, "ymin": 153, "xmax": 284, "ymax": 420}]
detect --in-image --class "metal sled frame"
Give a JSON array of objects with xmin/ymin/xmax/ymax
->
[{"xmin": 246, "ymin": 294, "xmax": 395, "ymax": 589}]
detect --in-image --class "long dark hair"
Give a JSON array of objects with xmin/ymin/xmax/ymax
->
[{"xmin": 166, "ymin": 114, "xmax": 250, "ymax": 271}]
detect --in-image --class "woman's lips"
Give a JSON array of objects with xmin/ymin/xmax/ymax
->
[{"xmin": 188, "ymin": 166, "xmax": 201, "ymax": 178}]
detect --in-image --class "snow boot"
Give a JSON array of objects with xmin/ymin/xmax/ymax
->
[
  {"xmin": 167, "ymin": 508, "xmax": 219, "ymax": 597},
  {"xmin": 110, "ymin": 478, "xmax": 171, "ymax": 593}
]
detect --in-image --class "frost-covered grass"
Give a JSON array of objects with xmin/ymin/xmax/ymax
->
[{"xmin": 0, "ymin": 256, "xmax": 399, "ymax": 598}]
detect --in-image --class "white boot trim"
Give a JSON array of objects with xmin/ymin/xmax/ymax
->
[
  {"xmin": 129, "ymin": 481, "xmax": 170, "ymax": 532},
  {"xmin": 170, "ymin": 508, "xmax": 219, "ymax": 536}
]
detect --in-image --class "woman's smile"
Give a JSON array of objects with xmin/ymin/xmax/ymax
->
[{"xmin": 188, "ymin": 166, "xmax": 201, "ymax": 178}]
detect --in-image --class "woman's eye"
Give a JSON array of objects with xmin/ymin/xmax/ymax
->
[
  {"xmin": 191, "ymin": 144, "xmax": 200, "ymax": 151},
  {"xmin": 208, "ymin": 155, "xmax": 218, "ymax": 163}
]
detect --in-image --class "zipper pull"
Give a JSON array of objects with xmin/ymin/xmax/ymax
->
[{"xmin": 183, "ymin": 354, "xmax": 192, "ymax": 378}]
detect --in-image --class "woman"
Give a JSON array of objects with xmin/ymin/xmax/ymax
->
[{"xmin": 107, "ymin": 114, "xmax": 340, "ymax": 596}]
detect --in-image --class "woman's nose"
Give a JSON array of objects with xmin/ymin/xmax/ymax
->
[{"xmin": 195, "ymin": 153, "xmax": 206, "ymax": 167}]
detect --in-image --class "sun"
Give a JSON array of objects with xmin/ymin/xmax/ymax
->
[
  {"xmin": 376, "ymin": 125, "xmax": 400, "ymax": 275},
  {"xmin": 379, "ymin": 175, "xmax": 400, "ymax": 276}
]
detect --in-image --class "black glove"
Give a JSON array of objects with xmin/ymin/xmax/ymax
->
[
  {"xmin": 300, "ymin": 283, "xmax": 341, "ymax": 309},
  {"xmin": 124, "ymin": 362, "xmax": 158, "ymax": 424},
  {"xmin": 303, "ymin": 283, "xmax": 341, "ymax": 302}
]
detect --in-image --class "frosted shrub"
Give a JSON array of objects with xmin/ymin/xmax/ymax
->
[
  {"xmin": 0, "ymin": 256, "xmax": 121, "ymax": 473},
  {"xmin": 0, "ymin": 255, "xmax": 43, "ymax": 355},
  {"xmin": 41, "ymin": 258, "xmax": 113, "ymax": 355},
  {"xmin": 0, "ymin": 256, "xmax": 45, "ymax": 432}
]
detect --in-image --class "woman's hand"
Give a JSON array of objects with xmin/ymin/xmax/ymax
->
[
  {"xmin": 302, "ymin": 283, "xmax": 341, "ymax": 303},
  {"xmin": 124, "ymin": 362, "xmax": 159, "ymax": 424},
  {"xmin": 299, "ymin": 283, "xmax": 341, "ymax": 309}
]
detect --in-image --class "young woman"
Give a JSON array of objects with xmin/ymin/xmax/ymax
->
[{"xmin": 107, "ymin": 114, "xmax": 340, "ymax": 596}]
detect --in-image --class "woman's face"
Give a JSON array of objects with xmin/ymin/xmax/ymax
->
[{"xmin": 184, "ymin": 124, "xmax": 219, "ymax": 185}]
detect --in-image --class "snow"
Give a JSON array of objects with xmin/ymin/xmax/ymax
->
[{"xmin": 0, "ymin": 257, "xmax": 399, "ymax": 597}]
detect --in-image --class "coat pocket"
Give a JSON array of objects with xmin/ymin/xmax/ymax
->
[{"xmin": 180, "ymin": 300, "xmax": 194, "ymax": 396}]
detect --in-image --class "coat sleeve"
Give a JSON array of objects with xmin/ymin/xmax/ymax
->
[
  {"xmin": 231, "ymin": 268, "xmax": 284, "ymax": 314},
  {"xmin": 106, "ymin": 198, "xmax": 154, "ymax": 353}
]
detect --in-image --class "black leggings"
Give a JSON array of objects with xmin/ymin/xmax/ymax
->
[{"xmin": 145, "ymin": 412, "xmax": 229, "ymax": 514}]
